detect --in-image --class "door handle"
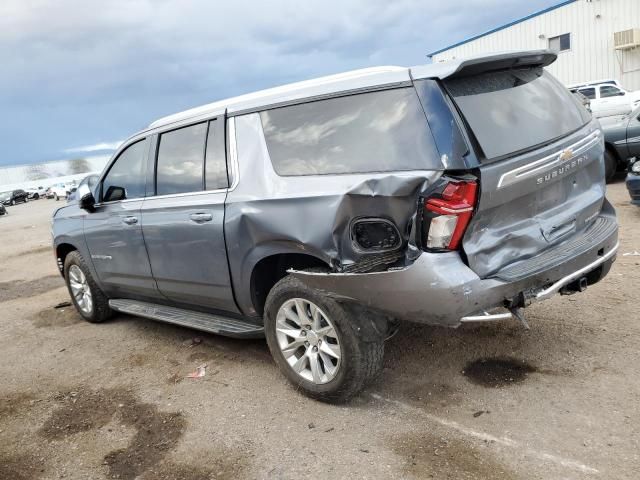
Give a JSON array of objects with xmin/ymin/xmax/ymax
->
[
  {"xmin": 123, "ymin": 216, "xmax": 138, "ymax": 225},
  {"xmin": 189, "ymin": 213, "xmax": 213, "ymax": 223}
]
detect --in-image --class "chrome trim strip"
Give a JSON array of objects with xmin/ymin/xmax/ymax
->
[
  {"xmin": 460, "ymin": 311, "xmax": 513, "ymax": 322},
  {"xmin": 534, "ymin": 241, "xmax": 619, "ymax": 302},
  {"xmin": 497, "ymin": 130, "xmax": 601, "ymax": 189}
]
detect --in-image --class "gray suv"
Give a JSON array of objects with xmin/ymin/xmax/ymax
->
[{"xmin": 52, "ymin": 51, "xmax": 618, "ymax": 402}]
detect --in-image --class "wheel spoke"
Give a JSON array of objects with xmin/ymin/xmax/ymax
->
[
  {"xmin": 84, "ymin": 292, "xmax": 93, "ymax": 312},
  {"xmin": 292, "ymin": 353, "xmax": 308, "ymax": 373},
  {"xmin": 310, "ymin": 304, "xmax": 322, "ymax": 331},
  {"xmin": 281, "ymin": 338, "xmax": 306, "ymax": 358},
  {"xmin": 283, "ymin": 305, "xmax": 302, "ymax": 327},
  {"xmin": 319, "ymin": 352, "xmax": 338, "ymax": 380},
  {"xmin": 294, "ymin": 299, "xmax": 311, "ymax": 325},
  {"xmin": 276, "ymin": 322, "xmax": 302, "ymax": 340},
  {"xmin": 319, "ymin": 341, "xmax": 340, "ymax": 359},
  {"xmin": 309, "ymin": 352, "xmax": 322, "ymax": 383},
  {"xmin": 316, "ymin": 325, "xmax": 336, "ymax": 338}
]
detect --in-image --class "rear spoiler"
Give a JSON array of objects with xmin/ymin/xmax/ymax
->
[{"xmin": 411, "ymin": 50, "xmax": 558, "ymax": 80}]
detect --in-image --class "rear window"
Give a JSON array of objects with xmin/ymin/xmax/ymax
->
[
  {"xmin": 445, "ymin": 69, "xmax": 591, "ymax": 161},
  {"xmin": 260, "ymin": 88, "xmax": 440, "ymax": 176}
]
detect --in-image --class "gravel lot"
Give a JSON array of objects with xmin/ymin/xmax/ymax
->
[{"xmin": 1, "ymin": 181, "xmax": 638, "ymax": 480}]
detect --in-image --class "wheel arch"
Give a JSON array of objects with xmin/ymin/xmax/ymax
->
[
  {"xmin": 55, "ymin": 242, "xmax": 78, "ymax": 276},
  {"xmin": 248, "ymin": 250, "xmax": 329, "ymax": 317}
]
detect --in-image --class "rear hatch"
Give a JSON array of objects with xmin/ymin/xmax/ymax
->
[{"xmin": 440, "ymin": 62, "xmax": 606, "ymax": 278}]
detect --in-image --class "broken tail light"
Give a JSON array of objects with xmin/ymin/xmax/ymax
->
[{"xmin": 422, "ymin": 180, "xmax": 477, "ymax": 251}]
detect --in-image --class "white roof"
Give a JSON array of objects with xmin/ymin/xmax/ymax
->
[{"xmin": 147, "ymin": 50, "xmax": 556, "ymax": 131}]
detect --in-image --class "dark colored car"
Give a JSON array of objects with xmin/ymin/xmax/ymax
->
[
  {"xmin": 602, "ymin": 105, "xmax": 640, "ymax": 181},
  {"xmin": 52, "ymin": 51, "xmax": 618, "ymax": 402},
  {"xmin": 0, "ymin": 189, "xmax": 29, "ymax": 206},
  {"xmin": 627, "ymin": 159, "xmax": 640, "ymax": 205}
]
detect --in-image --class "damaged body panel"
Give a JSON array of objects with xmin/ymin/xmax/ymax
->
[{"xmin": 225, "ymin": 113, "xmax": 442, "ymax": 315}]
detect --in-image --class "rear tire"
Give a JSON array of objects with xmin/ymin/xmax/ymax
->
[
  {"xmin": 33, "ymin": 194, "xmax": 39, "ymax": 200},
  {"xmin": 604, "ymin": 150, "xmax": 617, "ymax": 183},
  {"xmin": 24, "ymin": 196, "xmax": 28, "ymax": 203},
  {"xmin": 10, "ymin": 199, "xmax": 15, "ymax": 206},
  {"xmin": 64, "ymin": 251, "xmax": 112, "ymax": 323},
  {"xmin": 264, "ymin": 275, "xmax": 384, "ymax": 403}
]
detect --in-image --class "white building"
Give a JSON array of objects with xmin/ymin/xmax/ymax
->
[{"xmin": 428, "ymin": 0, "xmax": 640, "ymax": 91}]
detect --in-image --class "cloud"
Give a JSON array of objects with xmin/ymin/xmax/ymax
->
[
  {"xmin": 64, "ymin": 141, "xmax": 123, "ymax": 154},
  {"xmin": 0, "ymin": 0, "xmax": 561, "ymax": 166}
]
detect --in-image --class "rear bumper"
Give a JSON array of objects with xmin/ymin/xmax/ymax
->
[
  {"xmin": 627, "ymin": 174, "xmax": 640, "ymax": 205},
  {"xmin": 291, "ymin": 214, "xmax": 618, "ymax": 327}
]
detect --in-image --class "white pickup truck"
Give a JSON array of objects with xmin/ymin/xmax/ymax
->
[{"xmin": 571, "ymin": 83, "xmax": 640, "ymax": 118}]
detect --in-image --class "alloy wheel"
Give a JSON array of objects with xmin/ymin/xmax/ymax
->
[
  {"xmin": 275, "ymin": 298, "xmax": 342, "ymax": 384},
  {"xmin": 68, "ymin": 265, "xmax": 93, "ymax": 315}
]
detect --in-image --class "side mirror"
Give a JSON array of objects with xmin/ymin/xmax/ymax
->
[
  {"xmin": 103, "ymin": 185, "xmax": 126, "ymax": 202},
  {"xmin": 79, "ymin": 192, "xmax": 96, "ymax": 212}
]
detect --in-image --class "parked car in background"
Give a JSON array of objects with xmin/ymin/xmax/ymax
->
[
  {"xmin": 0, "ymin": 189, "xmax": 29, "ymax": 206},
  {"xmin": 67, "ymin": 175, "xmax": 99, "ymax": 202},
  {"xmin": 52, "ymin": 51, "xmax": 618, "ymax": 402},
  {"xmin": 26, "ymin": 186, "xmax": 46, "ymax": 199},
  {"xmin": 571, "ymin": 83, "xmax": 640, "ymax": 118},
  {"xmin": 602, "ymin": 105, "xmax": 640, "ymax": 181},
  {"xmin": 568, "ymin": 79, "xmax": 625, "ymax": 91},
  {"xmin": 47, "ymin": 183, "xmax": 76, "ymax": 201},
  {"xmin": 0, "ymin": 203, "xmax": 6, "ymax": 215},
  {"xmin": 627, "ymin": 159, "xmax": 640, "ymax": 205}
]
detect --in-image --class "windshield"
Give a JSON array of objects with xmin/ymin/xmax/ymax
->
[
  {"xmin": 444, "ymin": 68, "xmax": 591, "ymax": 161},
  {"xmin": 0, "ymin": 192, "xmax": 10, "ymax": 201}
]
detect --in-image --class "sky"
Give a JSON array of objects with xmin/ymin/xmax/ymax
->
[{"xmin": 0, "ymin": 0, "xmax": 562, "ymax": 167}]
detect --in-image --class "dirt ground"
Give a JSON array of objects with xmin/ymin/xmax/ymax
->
[{"xmin": 1, "ymin": 181, "xmax": 638, "ymax": 480}]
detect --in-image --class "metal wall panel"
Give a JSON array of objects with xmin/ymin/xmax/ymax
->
[{"xmin": 432, "ymin": 0, "xmax": 640, "ymax": 91}]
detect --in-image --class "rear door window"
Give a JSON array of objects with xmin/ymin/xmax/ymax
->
[
  {"xmin": 444, "ymin": 68, "xmax": 591, "ymax": 161},
  {"xmin": 260, "ymin": 87, "xmax": 440, "ymax": 175},
  {"xmin": 156, "ymin": 122, "xmax": 207, "ymax": 196}
]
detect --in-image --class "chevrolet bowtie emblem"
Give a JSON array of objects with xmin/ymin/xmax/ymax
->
[{"xmin": 559, "ymin": 148, "xmax": 573, "ymax": 162}]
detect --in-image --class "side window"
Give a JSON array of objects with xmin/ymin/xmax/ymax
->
[
  {"xmin": 260, "ymin": 88, "xmax": 439, "ymax": 175},
  {"xmin": 600, "ymin": 85, "xmax": 623, "ymax": 98},
  {"xmin": 156, "ymin": 122, "xmax": 207, "ymax": 196},
  {"xmin": 579, "ymin": 87, "xmax": 596, "ymax": 100},
  {"xmin": 102, "ymin": 139, "xmax": 148, "ymax": 202},
  {"xmin": 205, "ymin": 118, "xmax": 229, "ymax": 190}
]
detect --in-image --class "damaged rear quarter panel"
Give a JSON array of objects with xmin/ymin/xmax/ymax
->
[{"xmin": 224, "ymin": 113, "xmax": 442, "ymax": 316}]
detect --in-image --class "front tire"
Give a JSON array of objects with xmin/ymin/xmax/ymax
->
[
  {"xmin": 64, "ymin": 251, "xmax": 112, "ymax": 323},
  {"xmin": 54, "ymin": 193, "xmax": 59, "ymax": 201},
  {"xmin": 264, "ymin": 275, "xmax": 384, "ymax": 403}
]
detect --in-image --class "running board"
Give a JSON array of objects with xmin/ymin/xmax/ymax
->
[{"xmin": 108, "ymin": 299, "xmax": 264, "ymax": 338}]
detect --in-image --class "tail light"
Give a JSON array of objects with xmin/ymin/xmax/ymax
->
[{"xmin": 422, "ymin": 180, "xmax": 477, "ymax": 251}]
